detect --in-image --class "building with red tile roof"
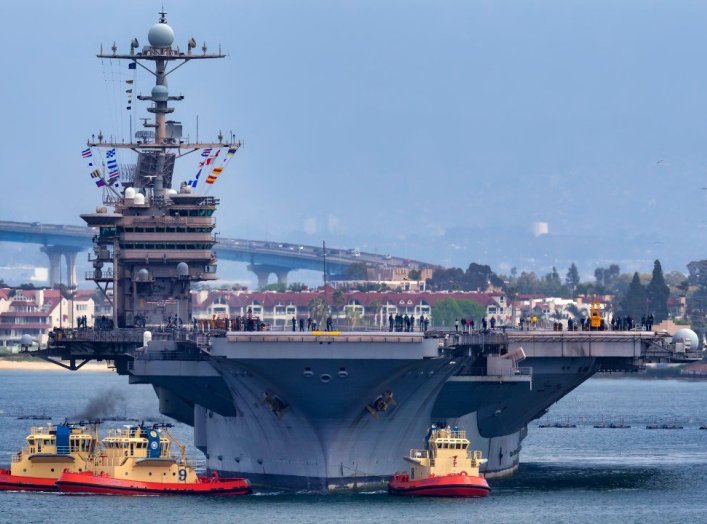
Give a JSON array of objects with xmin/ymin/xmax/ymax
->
[
  {"xmin": 0, "ymin": 288, "xmax": 99, "ymax": 350},
  {"xmin": 190, "ymin": 288, "xmax": 509, "ymax": 329},
  {"xmin": 0, "ymin": 291, "xmax": 50, "ymax": 350}
]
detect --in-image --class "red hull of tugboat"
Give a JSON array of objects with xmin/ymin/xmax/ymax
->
[
  {"xmin": 388, "ymin": 473, "xmax": 490, "ymax": 497},
  {"xmin": 0, "ymin": 469, "xmax": 59, "ymax": 492},
  {"xmin": 56, "ymin": 471, "xmax": 251, "ymax": 496}
]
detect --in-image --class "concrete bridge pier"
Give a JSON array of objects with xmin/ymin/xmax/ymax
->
[
  {"xmin": 41, "ymin": 246, "xmax": 62, "ymax": 286},
  {"xmin": 41, "ymin": 245, "xmax": 82, "ymax": 287},
  {"xmin": 247, "ymin": 264, "xmax": 290, "ymax": 290},
  {"xmin": 64, "ymin": 250, "xmax": 78, "ymax": 288}
]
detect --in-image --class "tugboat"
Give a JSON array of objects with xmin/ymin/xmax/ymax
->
[
  {"xmin": 56, "ymin": 423, "xmax": 251, "ymax": 495},
  {"xmin": 388, "ymin": 425, "xmax": 490, "ymax": 497},
  {"xmin": 0, "ymin": 422, "xmax": 99, "ymax": 491}
]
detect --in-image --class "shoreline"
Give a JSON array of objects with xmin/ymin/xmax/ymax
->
[{"xmin": 0, "ymin": 357, "xmax": 112, "ymax": 372}]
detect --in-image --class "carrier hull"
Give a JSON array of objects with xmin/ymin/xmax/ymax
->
[{"xmin": 131, "ymin": 332, "xmax": 617, "ymax": 491}]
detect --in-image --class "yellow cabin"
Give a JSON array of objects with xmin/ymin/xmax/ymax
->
[
  {"xmin": 404, "ymin": 426, "xmax": 487, "ymax": 480},
  {"xmin": 10, "ymin": 424, "xmax": 98, "ymax": 480},
  {"xmin": 93, "ymin": 425, "xmax": 198, "ymax": 484},
  {"xmin": 590, "ymin": 300, "xmax": 603, "ymax": 329}
]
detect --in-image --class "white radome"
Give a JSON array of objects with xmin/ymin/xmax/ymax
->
[
  {"xmin": 177, "ymin": 262, "xmax": 189, "ymax": 277},
  {"xmin": 673, "ymin": 328, "xmax": 699, "ymax": 351},
  {"xmin": 151, "ymin": 85, "xmax": 169, "ymax": 102},
  {"xmin": 148, "ymin": 23, "xmax": 175, "ymax": 47}
]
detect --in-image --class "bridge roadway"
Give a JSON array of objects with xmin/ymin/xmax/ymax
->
[{"xmin": 0, "ymin": 220, "xmax": 431, "ymax": 288}]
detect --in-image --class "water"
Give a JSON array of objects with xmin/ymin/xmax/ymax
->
[{"xmin": 1, "ymin": 371, "xmax": 707, "ymax": 523}]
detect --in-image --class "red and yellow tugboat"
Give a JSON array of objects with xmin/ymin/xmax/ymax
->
[
  {"xmin": 0, "ymin": 422, "xmax": 99, "ymax": 491},
  {"xmin": 388, "ymin": 425, "xmax": 490, "ymax": 497},
  {"xmin": 56, "ymin": 424, "xmax": 250, "ymax": 496}
]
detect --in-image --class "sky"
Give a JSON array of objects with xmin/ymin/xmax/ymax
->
[{"xmin": 1, "ymin": 0, "xmax": 707, "ymax": 280}]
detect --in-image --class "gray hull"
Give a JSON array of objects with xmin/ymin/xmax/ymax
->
[{"xmin": 132, "ymin": 331, "xmax": 653, "ymax": 491}]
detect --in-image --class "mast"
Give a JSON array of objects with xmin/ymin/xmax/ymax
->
[
  {"xmin": 92, "ymin": 11, "xmax": 237, "ymax": 193},
  {"xmin": 82, "ymin": 12, "xmax": 236, "ymax": 330}
]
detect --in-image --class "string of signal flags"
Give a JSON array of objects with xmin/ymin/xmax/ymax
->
[{"xmin": 80, "ymin": 144, "xmax": 238, "ymax": 191}]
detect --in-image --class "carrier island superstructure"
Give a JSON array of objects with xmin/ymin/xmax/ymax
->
[{"xmin": 43, "ymin": 15, "xmax": 696, "ymax": 491}]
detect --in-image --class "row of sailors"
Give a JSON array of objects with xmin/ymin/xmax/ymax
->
[{"xmin": 389, "ymin": 314, "xmax": 430, "ymax": 332}]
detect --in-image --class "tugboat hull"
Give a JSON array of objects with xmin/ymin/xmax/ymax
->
[
  {"xmin": 0, "ymin": 469, "xmax": 59, "ymax": 492},
  {"xmin": 56, "ymin": 471, "xmax": 251, "ymax": 496},
  {"xmin": 388, "ymin": 473, "xmax": 490, "ymax": 497}
]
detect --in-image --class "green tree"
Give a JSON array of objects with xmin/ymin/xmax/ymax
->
[
  {"xmin": 427, "ymin": 263, "xmax": 503, "ymax": 291},
  {"xmin": 566, "ymin": 303, "xmax": 581, "ymax": 320},
  {"xmin": 355, "ymin": 282, "xmax": 384, "ymax": 292},
  {"xmin": 262, "ymin": 283, "xmax": 286, "ymax": 292},
  {"xmin": 344, "ymin": 306, "xmax": 362, "ymax": 328},
  {"xmin": 427, "ymin": 267, "xmax": 466, "ymax": 291},
  {"xmin": 646, "ymin": 260, "xmax": 670, "ymax": 322},
  {"xmin": 431, "ymin": 298, "xmax": 487, "ymax": 327},
  {"xmin": 287, "ymin": 282, "xmax": 307, "ymax": 292},
  {"xmin": 566, "ymin": 263, "xmax": 580, "ymax": 293},
  {"xmin": 594, "ymin": 264, "xmax": 621, "ymax": 291},
  {"xmin": 621, "ymin": 272, "xmax": 647, "ymax": 319},
  {"xmin": 515, "ymin": 271, "xmax": 539, "ymax": 294},
  {"xmin": 408, "ymin": 269, "xmax": 421, "ymax": 280},
  {"xmin": 308, "ymin": 298, "xmax": 330, "ymax": 326},
  {"xmin": 465, "ymin": 263, "xmax": 504, "ymax": 291},
  {"xmin": 367, "ymin": 300, "xmax": 381, "ymax": 327},
  {"xmin": 332, "ymin": 289, "xmax": 346, "ymax": 309},
  {"xmin": 687, "ymin": 260, "xmax": 707, "ymax": 337},
  {"xmin": 664, "ymin": 271, "xmax": 689, "ymax": 303},
  {"xmin": 539, "ymin": 267, "xmax": 567, "ymax": 297}
]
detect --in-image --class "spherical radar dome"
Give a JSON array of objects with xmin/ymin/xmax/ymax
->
[
  {"xmin": 148, "ymin": 23, "xmax": 175, "ymax": 47},
  {"xmin": 673, "ymin": 328, "xmax": 699, "ymax": 350},
  {"xmin": 177, "ymin": 262, "xmax": 189, "ymax": 277},
  {"xmin": 151, "ymin": 85, "xmax": 169, "ymax": 102}
]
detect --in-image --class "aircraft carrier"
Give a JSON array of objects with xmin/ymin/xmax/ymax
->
[{"xmin": 42, "ymin": 14, "xmax": 698, "ymax": 491}]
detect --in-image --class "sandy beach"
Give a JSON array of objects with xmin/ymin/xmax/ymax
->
[{"xmin": 0, "ymin": 358, "xmax": 112, "ymax": 372}]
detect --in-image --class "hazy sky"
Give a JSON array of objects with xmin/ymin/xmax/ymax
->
[{"xmin": 2, "ymin": 0, "xmax": 707, "ymax": 275}]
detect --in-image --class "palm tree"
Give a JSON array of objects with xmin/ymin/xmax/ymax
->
[
  {"xmin": 345, "ymin": 306, "xmax": 362, "ymax": 329},
  {"xmin": 308, "ymin": 298, "xmax": 330, "ymax": 327},
  {"xmin": 367, "ymin": 300, "xmax": 382, "ymax": 329}
]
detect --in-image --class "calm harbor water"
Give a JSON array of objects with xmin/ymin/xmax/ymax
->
[{"xmin": 1, "ymin": 371, "xmax": 707, "ymax": 524}]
